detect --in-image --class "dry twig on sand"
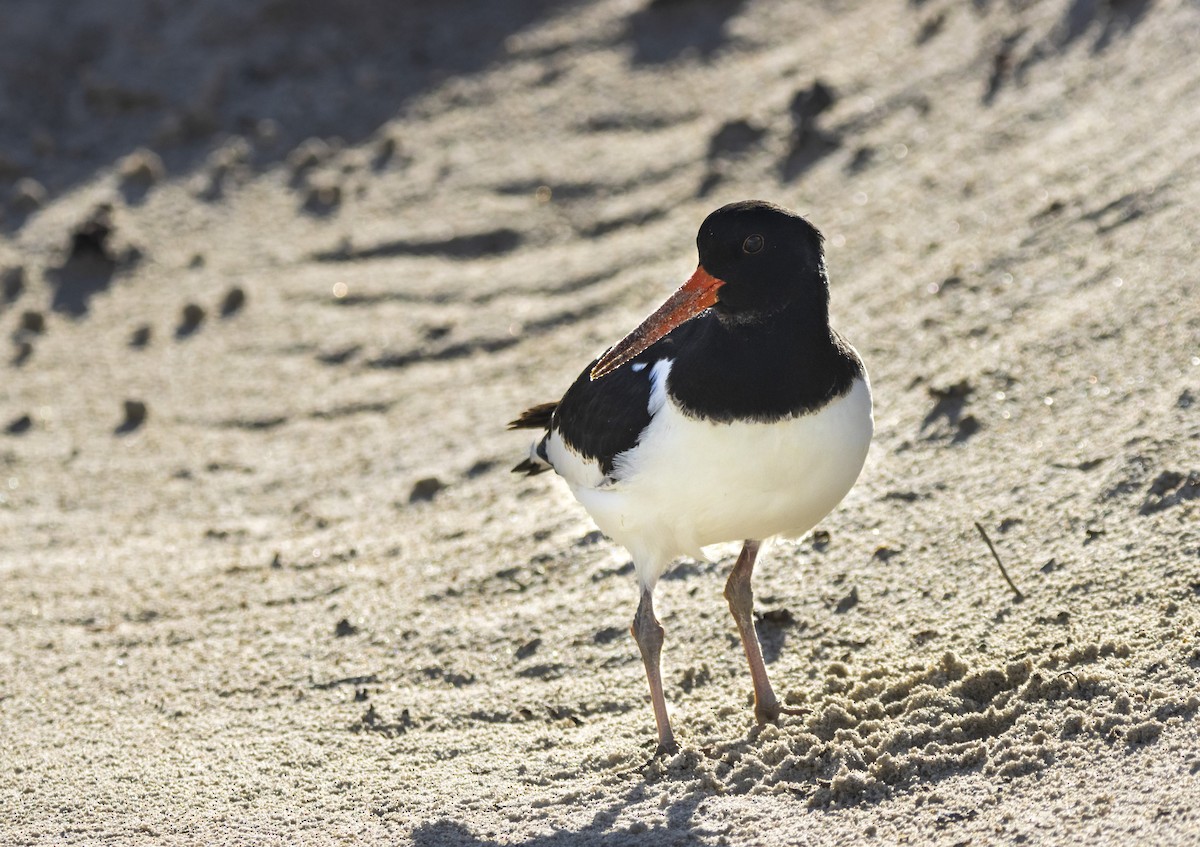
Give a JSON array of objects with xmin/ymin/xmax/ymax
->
[{"xmin": 975, "ymin": 521, "xmax": 1024, "ymax": 601}]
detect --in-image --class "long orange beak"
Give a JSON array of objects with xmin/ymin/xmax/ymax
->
[{"xmin": 590, "ymin": 266, "xmax": 725, "ymax": 380}]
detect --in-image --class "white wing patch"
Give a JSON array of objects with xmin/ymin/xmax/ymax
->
[{"xmin": 647, "ymin": 359, "xmax": 672, "ymax": 416}]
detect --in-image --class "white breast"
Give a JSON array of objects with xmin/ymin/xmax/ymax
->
[{"xmin": 567, "ymin": 361, "xmax": 873, "ymax": 587}]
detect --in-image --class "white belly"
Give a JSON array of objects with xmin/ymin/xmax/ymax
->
[{"xmin": 566, "ymin": 365, "xmax": 873, "ymax": 586}]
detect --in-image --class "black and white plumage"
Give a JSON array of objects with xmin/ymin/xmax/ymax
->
[{"xmin": 511, "ymin": 200, "xmax": 873, "ymax": 754}]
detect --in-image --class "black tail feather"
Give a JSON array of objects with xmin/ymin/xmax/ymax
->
[
  {"xmin": 508, "ymin": 402, "xmax": 557, "ymax": 431},
  {"xmin": 511, "ymin": 457, "xmax": 550, "ymax": 476}
]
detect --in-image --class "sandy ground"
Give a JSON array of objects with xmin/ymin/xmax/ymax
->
[{"xmin": 2, "ymin": 0, "xmax": 1199, "ymax": 843}]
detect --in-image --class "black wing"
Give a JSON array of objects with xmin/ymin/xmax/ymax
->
[
  {"xmin": 552, "ymin": 330, "xmax": 688, "ymax": 477},
  {"xmin": 510, "ymin": 319, "xmax": 699, "ymax": 479}
]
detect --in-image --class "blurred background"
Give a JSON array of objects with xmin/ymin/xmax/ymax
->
[{"xmin": 2, "ymin": 0, "xmax": 1198, "ymax": 844}]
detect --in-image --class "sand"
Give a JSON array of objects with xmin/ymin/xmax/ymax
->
[{"xmin": 1, "ymin": 0, "xmax": 1199, "ymax": 844}]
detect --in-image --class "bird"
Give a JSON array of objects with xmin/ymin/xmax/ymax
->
[{"xmin": 509, "ymin": 200, "xmax": 873, "ymax": 754}]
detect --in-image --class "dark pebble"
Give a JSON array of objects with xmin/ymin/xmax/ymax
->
[
  {"xmin": 303, "ymin": 183, "xmax": 342, "ymax": 214},
  {"xmin": 12, "ymin": 340, "xmax": 33, "ymax": 365},
  {"xmin": 515, "ymin": 638, "xmax": 541, "ymax": 660},
  {"xmin": 19, "ymin": 310, "xmax": 45, "ymax": 334},
  {"xmin": 68, "ymin": 204, "xmax": 116, "ymax": 263},
  {"xmin": 129, "ymin": 325, "xmax": 152, "ymax": 348},
  {"xmin": 177, "ymin": 303, "xmax": 205, "ymax": 337},
  {"xmin": 1, "ymin": 267, "xmax": 24, "ymax": 303},
  {"xmin": 465, "ymin": 459, "xmax": 495, "ymax": 478},
  {"xmin": 116, "ymin": 399, "xmax": 148, "ymax": 434},
  {"xmin": 5, "ymin": 414, "xmax": 32, "ymax": 435},
  {"xmin": 409, "ymin": 476, "xmax": 445, "ymax": 503},
  {"xmin": 575, "ymin": 530, "xmax": 605, "ymax": 547},
  {"xmin": 219, "ymin": 286, "xmax": 246, "ymax": 317}
]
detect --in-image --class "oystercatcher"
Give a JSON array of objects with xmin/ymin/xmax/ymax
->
[{"xmin": 510, "ymin": 200, "xmax": 873, "ymax": 753}]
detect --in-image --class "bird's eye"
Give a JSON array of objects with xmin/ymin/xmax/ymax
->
[{"xmin": 742, "ymin": 234, "xmax": 764, "ymax": 254}]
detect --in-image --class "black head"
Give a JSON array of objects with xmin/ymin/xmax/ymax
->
[
  {"xmin": 589, "ymin": 201, "xmax": 831, "ymax": 380},
  {"xmin": 697, "ymin": 200, "xmax": 828, "ymax": 319}
]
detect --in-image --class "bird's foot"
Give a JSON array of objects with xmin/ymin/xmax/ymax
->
[
  {"xmin": 754, "ymin": 701, "xmax": 808, "ymax": 725},
  {"xmin": 636, "ymin": 739, "xmax": 681, "ymax": 775}
]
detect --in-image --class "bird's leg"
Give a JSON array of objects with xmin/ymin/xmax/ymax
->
[
  {"xmin": 631, "ymin": 586, "xmax": 677, "ymax": 755},
  {"xmin": 725, "ymin": 539, "xmax": 793, "ymax": 724}
]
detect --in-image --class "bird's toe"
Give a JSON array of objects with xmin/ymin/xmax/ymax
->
[{"xmin": 754, "ymin": 702, "xmax": 807, "ymax": 724}]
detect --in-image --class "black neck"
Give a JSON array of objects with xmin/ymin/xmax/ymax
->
[{"xmin": 666, "ymin": 302, "xmax": 861, "ymax": 422}]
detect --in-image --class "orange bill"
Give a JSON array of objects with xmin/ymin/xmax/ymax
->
[{"xmin": 590, "ymin": 266, "xmax": 725, "ymax": 381}]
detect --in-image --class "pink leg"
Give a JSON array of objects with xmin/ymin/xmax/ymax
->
[
  {"xmin": 725, "ymin": 539, "xmax": 796, "ymax": 723},
  {"xmin": 631, "ymin": 587, "xmax": 677, "ymax": 754}
]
